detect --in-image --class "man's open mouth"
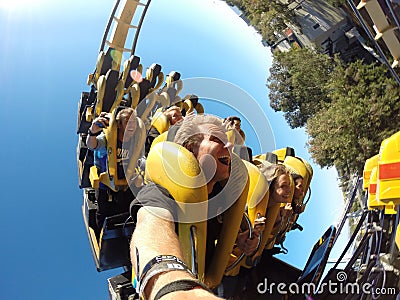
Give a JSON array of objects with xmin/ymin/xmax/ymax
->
[{"xmin": 218, "ymin": 155, "xmax": 230, "ymax": 166}]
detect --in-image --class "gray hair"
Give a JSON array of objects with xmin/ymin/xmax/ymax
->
[{"xmin": 174, "ymin": 114, "xmax": 225, "ymax": 153}]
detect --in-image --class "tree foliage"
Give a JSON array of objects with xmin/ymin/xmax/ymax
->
[
  {"xmin": 306, "ymin": 60, "xmax": 400, "ymax": 173},
  {"xmin": 267, "ymin": 48, "xmax": 337, "ymax": 128},
  {"xmin": 225, "ymin": 0, "xmax": 298, "ymax": 44},
  {"xmin": 227, "ymin": 0, "xmax": 400, "ymax": 177}
]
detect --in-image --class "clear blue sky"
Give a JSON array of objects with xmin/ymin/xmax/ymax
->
[{"xmin": 0, "ymin": 0, "xmax": 344, "ymax": 299}]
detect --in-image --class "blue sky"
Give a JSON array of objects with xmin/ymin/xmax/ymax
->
[{"xmin": 0, "ymin": 0, "xmax": 344, "ymax": 299}]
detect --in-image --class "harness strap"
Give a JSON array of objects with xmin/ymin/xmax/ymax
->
[{"xmin": 154, "ymin": 279, "xmax": 212, "ymax": 300}]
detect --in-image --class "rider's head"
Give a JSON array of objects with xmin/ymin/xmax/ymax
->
[{"xmin": 174, "ymin": 114, "xmax": 233, "ymax": 191}]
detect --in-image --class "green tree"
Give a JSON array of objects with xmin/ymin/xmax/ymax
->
[
  {"xmin": 267, "ymin": 48, "xmax": 336, "ymax": 128},
  {"xmin": 224, "ymin": 0, "xmax": 298, "ymax": 44},
  {"xmin": 307, "ymin": 60, "xmax": 400, "ymax": 173}
]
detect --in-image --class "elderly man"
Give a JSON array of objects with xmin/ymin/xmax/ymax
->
[{"xmin": 129, "ymin": 114, "xmax": 259, "ymax": 300}]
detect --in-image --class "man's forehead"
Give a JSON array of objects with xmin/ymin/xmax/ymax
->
[{"xmin": 200, "ymin": 123, "xmax": 228, "ymax": 141}]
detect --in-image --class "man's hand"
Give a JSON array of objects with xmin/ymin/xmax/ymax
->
[
  {"xmin": 253, "ymin": 216, "xmax": 266, "ymax": 236},
  {"xmin": 236, "ymin": 230, "xmax": 260, "ymax": 256},
  {"xmin": 90, "ymin": 112, "xmax": 110, "ymax": 133}
]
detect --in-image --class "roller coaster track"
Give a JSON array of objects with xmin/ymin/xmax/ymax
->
[
  {"xmin": 100, "ymin": 0, "xmax": 151, "ymax": 64},
  {"xmin": 347, "ymin": 0, "xmax": 400, "ymax": 85}
]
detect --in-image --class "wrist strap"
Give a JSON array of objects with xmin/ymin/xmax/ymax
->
[
  {"xmin": 138, "ymin": 255, "xmax": 194, "ymax": 299},
  {"xmin": 154, "ymin": 279, "xmax": 212, "ymax": 300},
  {"xmin": 88, "ymin": 129, "xmax": 102, "ymax": 136}
]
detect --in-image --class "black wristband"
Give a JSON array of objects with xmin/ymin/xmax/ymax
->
[
  {"xmin": 88, "ymin": 129, "xmax": 102, "ymax": 136},
  {"xmin": 154, "ymin": 279, "xmax": 212, "ymax": 300},
  {"xmin": 137, "ymin": 255, "xmax": 194, "ymax": 299},
  {"xmin": 139, "ymin": 255, "xmax": 188, "ymax": 283}
]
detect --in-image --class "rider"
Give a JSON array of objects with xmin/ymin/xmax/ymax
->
[
  {"xmin": 87, "ymin": 107, "xmax": 138, "ymax": 230},
  {"xmin": 129, "ymin": 114, "xmax": 259, "ymax": 299},
  {"xmin": 144, "ymin": 105, "xmax": 183, "ymax": 156}
]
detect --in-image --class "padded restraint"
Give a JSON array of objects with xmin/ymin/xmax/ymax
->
[
  {"xmin": 150, "ymin": 108, "xmax": 170, "ymax": 135},
  {"xmin": 145, "ymin": 142, "xmax": 249, "ymax": 288},
  {"xmin": 145, "ymin": 141, "xmax": 208, "ymax": 282},
  {"xmin": 138, "ymin": 63, "xmax": 164, "ymax": 103},
  {"xmin": 225, "ymin": 160, "xmax": 270, "ymax": 275},
  {"xmin": 89, "ymin": 107, "xmax": 146, "ymax": 191},
  {"xmin": 272, "ymin": 147, "xmax": 295, "ymax": 162}
]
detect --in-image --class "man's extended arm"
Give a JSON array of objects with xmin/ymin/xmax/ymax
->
[{"xmin": 130, "ymin": 207, "xmax": 221, "ymax": 299}]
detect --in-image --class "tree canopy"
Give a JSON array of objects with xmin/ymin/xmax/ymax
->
[
  {"xmin": 306, "ymin": 60, "xmax": 400, "ymax": 174},
  {"xmin": 226, "ymin": 0, "xmax": 400, "ymax": 176},
  {"xmin": 267, "ymin": 48, "xmax": 337, "ymax": 128},
  {"xmin": 226, "ymin": 0, "xmax": 297, "ymax": 44}
]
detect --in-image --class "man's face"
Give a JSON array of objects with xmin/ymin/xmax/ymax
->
[
  {"xmin": 271, "ymin": 173, "xmax": 292, "ymax": 204},
  {"xmin": 196, "ymin": 124, "xmax": 233, "ymax": 184}
]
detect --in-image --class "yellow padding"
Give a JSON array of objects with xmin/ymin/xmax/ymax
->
[
  {"xmin": 93, "ymin": 51, "xmax": 105, "ymax": 84},
  {"xmin": 206, "ymin": 154, "xmax": 248, "ymax": 288},
  {"xmin": 145, "ymin": 65, "xmax": 164, "ymax": 93},
  {"xmin": 284, "ymin": 156, "xmax": 307, "ymax": 179},
  {"xmin": 243, "ymin": 161, "xmax": 269, "ymax": 226},
  {"xmin": 126, "ymin": 117, "xmax": 146, "ymax": 182},
  {"xmin": 241, "ymin": 161, "xmax": 270, "ymax": 268},
  {"xmin": 150, "ymin": 110, "xmax": 170, "ymax": 134},
  {"xmin": 284, "ymin": 156, "xmax": 312, "ymax": 202},
  {"xmin": 145, "ymin": 142, "xmax": 248, "ymax": 288},
  {"xmin": 145, "ymin": 141, "xmax": 208, "ymax": 282},
  {"xmin": 378, "ymin": 131, "xmax": 400, "ymax": 204},
  {"xmin": 299, "ymin": 157, "xmax": 313, "ymax": 191},
  {"xmin": 363, "ymin": 154, "xmax": 379, "ymax": 190},
  {"xmin": 395, "ymin": 224, "xmax": 400, "ymax": 250},
  {"xmin": 150, "ymin": 131, "xmax": 168, "ymax": 150},
  {"xmin": 129, "ymin": 83, "xmax": 140, "ymax": 108},
  {"xmin": 226, "ymin": 129, "xmax": 235, "ymax": 145},
  {"xmin": 368, "ymin": 167, "xmax": 383, "ymax": 210},
  {"xmin": 139, "ymin": 93, "xmax": 157, "ymax": 127},
  {"xmin": 85, "ymin": 106, "xmax": 94, "ymax": 123},
  {"xmin": 224, "ymin": 161, "xmax": 269, "ymax": 274},
  {"xmin": 262, "ymin": 204, "xmax": 282, "ymax": 250},
  {"xmin": 96, "ymin": 75, "xmax": 107, "ymax": 117},
  {"xmin": 89, "ymin": 166, "xmax": 100, "ymax": 190},
  {"xmin": 272, "ymin": 147, "xmax": 293, "ymax": 162}
]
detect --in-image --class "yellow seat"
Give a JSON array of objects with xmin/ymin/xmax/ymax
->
[
  {"xmin": 264, "ymin": 176, "xmax": 295, "ymax": 250},
  {"xmin": 368, "ymin": 166, "xmax": 384, "ymax": 210},
  {"xmin": 284, "ymin": 155, "xmax": 313, "ymax": 206},
  {"xmin": 150, "ymin": 108, "xmax": 171, "ymax": 135},
  {"xmin": 144, "ymin": 141, "xmax": 249, "ymax": 288},
  {"xmin": 272, "ymin": 147, "xmax": 295, "ymax": 162},
  {"xmin": 273, "ymin": 156, "xmax": 311, "ymax": 239},
  {"xmin": 395, "ymin": 224, "xmax": 400, "ymax": 250},
  {"xmin": 251, "ymin": 159, "xmax": 294, "ymax": 251},
  {"xmin": 225, "ymin": 160, "xmax": 270, "ymax": 275},
  {"xmin": 363, "ymin": 154, "xmax": 379, "ymax": 191},
  {"xmin": 378, "ymin": 131, "xmax": 400, "ymax": 205},
  {"xmin": 89, "ymin": 108, "xmax": 146, "ymax": 191},
  {"xmin": 284, "ymin": 156, "xmax": 308, "ymax": 180},
  {"xmin": 253, "ymin": 152, "xmax": 278, "ymax": 164}
]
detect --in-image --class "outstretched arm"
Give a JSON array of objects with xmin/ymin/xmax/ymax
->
[{"xmin": 130, "ymin": 207, "xmax": 221, "ymax": 300}]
